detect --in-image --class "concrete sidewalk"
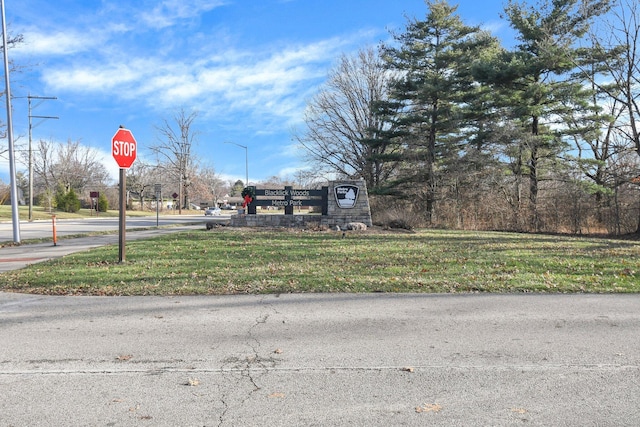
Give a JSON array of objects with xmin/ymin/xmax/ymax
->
[
  {"xmin": 1, "ymin": 292, "xmax": 639, "ymax": 426},
  {"xmin": 0, "ymin": 225, "xmax": 202, "ymax": 272}
]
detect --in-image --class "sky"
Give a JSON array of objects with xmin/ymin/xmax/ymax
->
[{"xmin": 2, "ymin": 0, "xmax": 513, "ymax": 186}]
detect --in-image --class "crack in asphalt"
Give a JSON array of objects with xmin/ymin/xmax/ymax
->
[{"xmin": 216, "ymin": 299, "xmax": 281, "ymax": 427}]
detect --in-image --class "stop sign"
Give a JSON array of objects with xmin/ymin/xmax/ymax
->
[{"xmin": 112, "ymin": 128, "xmax": 137, "ymax": 168}]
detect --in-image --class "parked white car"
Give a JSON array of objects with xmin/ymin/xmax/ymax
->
[{"xmin": 204, "ymin": 207, "xmax": 221, "ymax": 216}]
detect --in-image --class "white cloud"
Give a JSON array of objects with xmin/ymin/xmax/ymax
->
[
  {"xmin": 43, "ymin": 61, "xmax": 145, "ymax": 92},
  {"xmin": 14, "ymin": 28, "xmax": 104, "ymax": 57},
  {"xmin": 140, "ymin": 0, "xmax": 229, "ymax": 29},
  {"xmin": 481, "ymin": 20, "xmax": 507, "ymax": 37},
  {"xmin": 276, "ymin": 164, "xmax": 308, "ymax": 179},
  {"xmin": 39, "ymin": 35, "xmax": 349, "ymax": 132},
  {"xmin": 95, "ymin": 148, "xmax": 122, "ymax": 182}
]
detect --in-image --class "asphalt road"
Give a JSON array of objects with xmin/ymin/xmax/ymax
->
[
  {"xmin": 0, "ymin": 214, "xmax": 228, "ymax": 242},
  {"xmin": 1, "ymin": 292, "xmax": 639, "ymax": 426}
]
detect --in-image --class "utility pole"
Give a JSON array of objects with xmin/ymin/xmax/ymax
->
[{"xmin": 28, "ymin": 95, "xmax": 58, "ymax": 221}]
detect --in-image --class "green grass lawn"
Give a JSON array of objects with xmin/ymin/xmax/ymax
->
[{"xmin": 2, "ymin": 228, "xmax": 639, "ymax": 295}]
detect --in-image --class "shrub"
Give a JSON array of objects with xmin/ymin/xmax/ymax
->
[
  {"xmin": 372, "ymin": 204, "xmax": 422, "ymax": 230},
  {"xmin": 55, "ymin": 188, "xmax": 81, "ymax": 213},
  {"xmin": 97, "ymin": 193, "xmax": 109, "ymax": 212}
]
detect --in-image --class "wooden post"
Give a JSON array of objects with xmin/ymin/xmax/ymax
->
[
  {"xmin": 118, "ymin": 168, "xmax": 126, "ymax": 263},
  {"xmin": 285, "ymin": 186, "xmax": 293, "ymax": 215}
]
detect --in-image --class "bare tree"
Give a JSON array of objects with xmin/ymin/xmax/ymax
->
[
  {"xmin": 124, "ymin": 161, "xmax": 178, "ymax": 211},
  {"xmin": 190, "ymin": 165, "xmax": 223, "ymax": 208},
  {"xmin": 584, "ymin": 0, "xmax": 640, "ymax": 231},
  {"xmin": 150, "ymin": 109, "xmax": 199, "ymax": 214},
  {"xmin": 51, "ymin": 140, "xmax": 111, "ymax": 190},
  {"xmin": 296, "ymin": 47, "xmax": 399, "ymax": 189},
  {"xmin": 126, "ymin": 161, "xmax": 155, "ymax": 210},
  {"xmin": 293, "ymin": 169, "xmax": 328, "ymax": 189},
  {"xmin": 30, "ymin": 139, "xmax": 55, "ymax": 211},
  {"xmin": 29, "ymin": 138, "xmax": 111, "ymax": 211}
]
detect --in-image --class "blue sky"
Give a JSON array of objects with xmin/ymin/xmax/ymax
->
[{"xmin": 2, "ymin": 0, "xmax": 511, "ymax": 185}]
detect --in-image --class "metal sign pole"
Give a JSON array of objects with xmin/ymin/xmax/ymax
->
[
  {"xmin": 155, "ymin": 184, "xmax": 161, "ymax": 227},
  {"xmin": 119, "ymin": 168, "xmax": 126, "ymax": 263}
]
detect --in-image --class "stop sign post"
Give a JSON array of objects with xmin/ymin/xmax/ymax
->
[{"xmin": 112, "ymin": 127, "xmax": 137, "ymax": 263}]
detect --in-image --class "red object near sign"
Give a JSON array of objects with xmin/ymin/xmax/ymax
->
[{"xmin": 112, "ymin": 128, "xmax": 137, "ymax": 168}]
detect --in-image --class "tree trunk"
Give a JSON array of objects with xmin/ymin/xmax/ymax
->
[
  {"xmin": 529, "ymin": 116, "xmax": 540, "ymax": 231},
  {"xmin": 636, "ymin": 193, "xmax": 640, "ymax": 234},
  {"xmin": 529, "ymin": 146, "xmax": 539, "ymax": 231}
]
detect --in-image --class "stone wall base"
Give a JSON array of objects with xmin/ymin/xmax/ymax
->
[{"xmin": 230, "ymin": 214, "xmax": 371, "ymax": 229}]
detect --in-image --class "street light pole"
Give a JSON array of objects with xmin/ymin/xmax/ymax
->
[
  {"xmin": 28, "ymin": 95, "xmax": 58, "ymax": 221},
  {"xmin": 224, "ymin": 141, "xmax": 248, "ymax": 186},
  {"xmin": 1, "ymin": 0, "xmax": 20, "ymax": 243}
]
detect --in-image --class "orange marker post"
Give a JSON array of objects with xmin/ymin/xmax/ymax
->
[{"xmin": 52, "ymin": 214, "xmax": 57, "ymax": 246}]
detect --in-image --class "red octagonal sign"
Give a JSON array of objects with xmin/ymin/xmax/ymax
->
[{"xmin": 112, "ymin": 128, "xmax": 137, "ymax": 169}]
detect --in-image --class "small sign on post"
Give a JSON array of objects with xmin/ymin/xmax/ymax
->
[
  {"xmin": 90, "ymin": 191, "xmax": 99, "ymax": 216},
  {"xmin": 112, "ymin": 127, "xmax": 137, "ymax": 263},
  {"xmin": 155, "ymin": 184, "xmax": 162, "ymax": 227},
  {"xmin": 172, "ymin": 193, "xmax": 178, "ymax": 212}
]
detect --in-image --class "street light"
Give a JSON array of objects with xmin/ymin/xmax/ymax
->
[
  {"xmin": 1, "ymin": 0, "xmax": 20, "ymax": 243},
  {"xmin": 224, "ymin": 141, "xmax": 248, "ymax": 186}
]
